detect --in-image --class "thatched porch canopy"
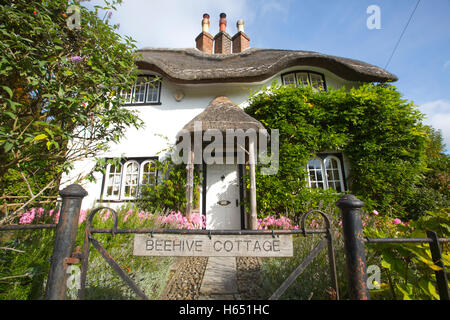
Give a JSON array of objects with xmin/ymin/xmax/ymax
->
[
  {"xmin": 180, "ymin": 96, "xmax": 263, "ymax": 230},
  {"xmin": 180, "ymin": 96, "xmax": 265, "ymax": 134}
]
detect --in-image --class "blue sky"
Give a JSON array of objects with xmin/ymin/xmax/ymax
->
[{"xmin": 87, "ymin": 0, "xmax": 450, "ymax": 152}]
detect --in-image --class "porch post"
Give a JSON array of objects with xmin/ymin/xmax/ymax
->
[
  {"xmin": 185, "ymin": 147, "xmax": 194, "ymax": 218},
  {"xmin": 248, "ymin": 138, "xmax": 257, "ymax": 230}
]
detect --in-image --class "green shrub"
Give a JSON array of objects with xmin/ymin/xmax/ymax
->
[
  {"xmin": 245, "ymin": 83, "xmax": 436, "ymax": 220},
  {"xmin": 135, "ymin": 158, "xmax": 200, "ymax": 214}
]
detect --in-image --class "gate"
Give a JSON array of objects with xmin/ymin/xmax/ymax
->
[{"xmin": 1, "ymin": 184, "xmax": 448, "ymax": 300}]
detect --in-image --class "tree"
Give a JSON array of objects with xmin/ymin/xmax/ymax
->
[
  {"xmin": 245, "ymin": 83, "xmax": 437, "ymax": 220},
  {"xmin": 0, "ymin": 0, "xmax": 143, "ymax": 224}
]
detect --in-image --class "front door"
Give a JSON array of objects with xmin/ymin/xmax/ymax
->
[{"xmin": 205, "ymin": 164, "xmax": 241, "ymax": 230}]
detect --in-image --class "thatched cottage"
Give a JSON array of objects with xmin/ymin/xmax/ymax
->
[{"xmin": 66, "ymin": 13, "xmax": 397, "ymax": 230}]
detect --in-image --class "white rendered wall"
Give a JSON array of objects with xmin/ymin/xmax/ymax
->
[{"xmin": 62, "ymin": 67, "xmax": 357, "ymax": 209}]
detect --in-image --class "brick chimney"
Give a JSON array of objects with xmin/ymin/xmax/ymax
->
[
  {"xmin": 195, "ymin": 13, "xmax": 214, "ymax": 54},
  {"xmin": 214, "ymin": 13, "xmax": 232, "ymax": 54},
  {"xmin": 232, "ymin": 19, "xmax": 250, "ymax": 53}
]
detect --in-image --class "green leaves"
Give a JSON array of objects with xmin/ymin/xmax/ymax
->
[
  {"xmin": 0, "ymin": 0, "xmax": 141, "ymax": 205},
  {"xmin": 245, "ymin": 83, "xmax": 434, "ymax": 219},
  {"xmin": 33, "ymin": 134, "xmax": 47, "ymax": 141}
]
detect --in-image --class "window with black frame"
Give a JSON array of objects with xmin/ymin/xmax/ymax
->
[
  {"xmin": 120, "ymin": 75, "xmax": 161, "ymax": 105},
  {"xmin": 102, "ymin": 157, "xmax": 158, "ymax": 201},
  {"xmin": 282, "ymin": 71, "xmax": 326, "ymax": 91}
]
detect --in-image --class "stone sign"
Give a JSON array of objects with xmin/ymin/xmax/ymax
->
[{"xmin": 133, "ymin": 234, "xmax": 293, "ymax": 257}]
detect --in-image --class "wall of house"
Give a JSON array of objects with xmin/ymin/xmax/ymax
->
[{"xmin": 62, "ymin": 66, "xmax": 359, "ymax": 209}]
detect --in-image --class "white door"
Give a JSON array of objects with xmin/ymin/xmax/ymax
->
[{"xmin": 206, "ymin": 164, "xmax": 241, "ymax": 230}]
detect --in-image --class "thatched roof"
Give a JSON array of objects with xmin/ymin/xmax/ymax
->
[
  {"xmin": 136, "ymin": 48, "xmax": 398, "ymax": 84},
  {"xmin": 180, "ymin": 96, "xmax": 265, "ymax": 134}
]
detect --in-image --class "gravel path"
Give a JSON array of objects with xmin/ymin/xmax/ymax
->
[
  {"xmin": 160, "ymin": 257, "xmax": 208, "ymax": 300},
  {"xmin": 160, "ymin": 257, "xmax": 265, "ymax": 300},
  {"xmin": 236, "ymin": 257, "xmax": 266, "ymax": 300}
]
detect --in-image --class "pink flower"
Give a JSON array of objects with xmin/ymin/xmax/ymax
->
[
  {"xmin": 392, "ymin": 218, "xmax": 402, "ymax": 225},
  {"xmin": 123, "ymin": 209, "xmax": 133, "ymax": 222},
  {"xmin": 373, "ymin": 210, "xmax": 379, "ymax": 215},
  {"xmin": 19, "ymin": 210, "xmax": 35, "ymax": 224},
  {"xmin": 54, "ymin": 210, "xmax": 60, "ymax": 223},
  {"xmin": 79, "ymin": 209, "xmax": 88, "ymax": 224}
]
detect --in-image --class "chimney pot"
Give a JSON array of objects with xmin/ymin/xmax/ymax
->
[
  {"xmin": 202, "ymin": 13, "xmax": 210, "ymax": 33},
  {"xmin": 214, "ymin": 13, "xmax": 232, "ymax": 54},
  {"xmin": 195, "ymin": 13, "xmax": 213, "ymax": 54},
  {"xmin": 219, "ymin": 12, "xmax": 227, "ymax": 32},
  {"xmin": 232, "ymin": 19, "xmax": 250, "ymax": 53},
  {"xmin": 237, "ymin": 19, "xmax": 245, "ymax": 32}
]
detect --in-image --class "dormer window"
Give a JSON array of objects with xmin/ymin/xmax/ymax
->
[
  {"xmin": 282, "ymin": 71, "xmax": 326, "ymax": 91},
  {"xmin": 120, "ymin": 75, "xmax": 161, "ymax": 105}
]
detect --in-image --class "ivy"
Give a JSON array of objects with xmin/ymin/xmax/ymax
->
[{"xmin": 245, "ymin": 83, "xmax": 447, "ymax": 220}]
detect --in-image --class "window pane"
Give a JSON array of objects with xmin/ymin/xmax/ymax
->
[
  {"xmin": 105, "ymin": 163, "xmax": 122, "ymax": 198},
  {"xmin": 142, "ymin": 161, "xmax": 157, "ymax": 185},
  {"xmin": 146, "ymin": 79, "xmax": 160, "ymax": 103},
  {"xmin": 123, "ymin": 162, "xmax": 139, "ymax": 198},
  {"xmin": 120, "ymin": 89, "xmax": 132, "ymax": 104},
  {"xmin": 310, "ymin": 73, "xmax": 324, "ymax": 91},
  {"xmin": 324, "ymin": 157, "xmax": 344, "ymax": 192},
  {"xmin": 283, "ymin": 74, "xmax": 296, "ymax": 86},
  {"xmin": 307, "ymin": 158, "xmax": 325, "ymax": 189},
  {"xmin": 296, "ymin": 72, "xmax": 309, "ymax": 87}
]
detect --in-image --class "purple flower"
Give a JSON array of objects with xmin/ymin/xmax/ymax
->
[{"xmin": 68, "ymin": 55, "xmax": 83, "ymax": 63}]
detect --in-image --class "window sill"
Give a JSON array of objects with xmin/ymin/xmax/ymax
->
[
  {"xmin": 122, "ymin": 102, "xmax": 162, "ymax": 107},
  {"xmin": 97, "ymin": 199, "xmax": 136, "ymax": 203}
]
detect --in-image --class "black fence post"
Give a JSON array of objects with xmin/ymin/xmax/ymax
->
[
  {"xmin": 45, "ymin": 184, "xmax": 87, "ymax": 300},
  {"xmin": 426, "ymin": 230, "xmax": 449, "ymax": 300},
  {"xmin": 336, "ymin": 194, "xmax": 370, "ymax": 300}
]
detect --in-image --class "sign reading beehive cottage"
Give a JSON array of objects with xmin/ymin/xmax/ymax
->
[{"xmin": 133, "ymin": 234, "xmax": 293, "ymax": 257}]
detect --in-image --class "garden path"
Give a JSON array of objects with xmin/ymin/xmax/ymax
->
[{"xmin": 198, "ymin": 257, "xmax": 241, "ymax": 300}]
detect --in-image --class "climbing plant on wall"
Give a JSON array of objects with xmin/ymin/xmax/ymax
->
[{"xmin": 245, "ymin": 83, "xmax": 447, "ymax": 220}]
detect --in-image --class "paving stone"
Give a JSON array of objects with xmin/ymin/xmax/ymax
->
[{"xmin": 199, "ymin": 257, "xmax": 238, "ymax": 296}]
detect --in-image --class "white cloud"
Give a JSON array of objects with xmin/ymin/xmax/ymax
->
[
  {"xmin": 259, "ymin": 0, "xmax": 288, "ymax": 17},
  {"xmin": 419, "ymin": 99, "xmax": 450, "ymax": 152},
  {"xmin": 101, "ymin": 0, "xmax": 253, "ymax": 48}
]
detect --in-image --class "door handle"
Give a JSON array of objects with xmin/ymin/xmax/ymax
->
[{"xmin": 217, "ymin": 200, "xmax": 231, "ymax": 206}]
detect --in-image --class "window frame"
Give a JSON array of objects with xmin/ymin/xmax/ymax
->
[
  {"xmin": 99, "ymin": 157, "xmax": 159, "ymax": 202},
  {"xmin": 306, "ymin": 153, "xmax": 346, "ymax": 192},
  {"xmin": 281, "ymin": 70, "xmax": 327, "ymax": 91},
  {"xmin": 120, "ymin": 75, "xmax": 162, "ymax": 106},
  {"xmin": 103, "ymin": 163, "xmax": 123, "ymax": 200},
  {"xmin": 121, "ymin": 160, "xmax": 140, "ymax": 200},
  {"xmin": 140, "ymin": 160, "xmax": 158, "ymax": 186}
]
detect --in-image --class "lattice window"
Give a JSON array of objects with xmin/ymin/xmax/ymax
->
[
  {"xmin": 120, "ymin": 76, "xmax": 161, "ymax": 105},
  {"xmin": 306, "ymin": 155, "xmax": 345, "ymax": 192},
  {"xmin": 324, "ymin": 156, "xmax": 344, "ymax": 192},
  {"xmin": 122, "ymin": 161, "xmax": 139, "ymax": 198},
  {"xmin": 282, "ymin": 71, "xmax": 326, "ymax": 91},
  {"xmin": 141, "ymin": 160, "xmax": 157, "ymax": 185},
  {"xmin": 307, "ymin": 158, "xmax": 325, "ymax": 189},
  {"xmin": 105, "ymin": 164, "xmax": 122, "ymax": 198}
]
